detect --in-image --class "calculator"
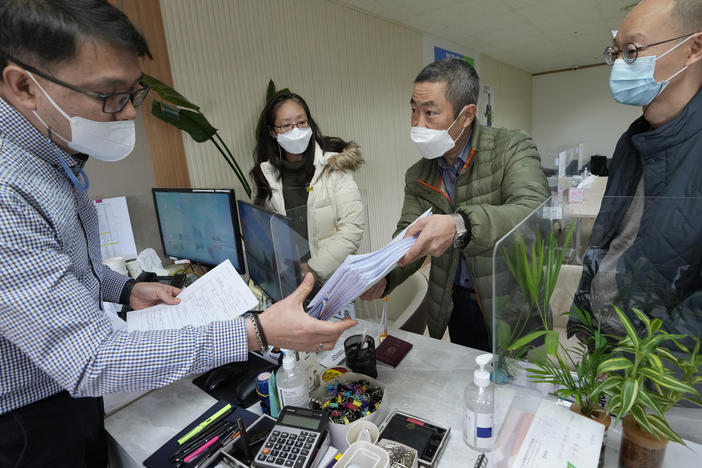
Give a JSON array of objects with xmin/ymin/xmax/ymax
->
[{"xmin": 252, "ymin": 406, "xmax": 329, "ymax": 468}]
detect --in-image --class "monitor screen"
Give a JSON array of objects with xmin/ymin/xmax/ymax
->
[
  {"xmin": 152, "ymin": 188, "xmax": 245, "ymax": 273},
  {"xmin": 237, "ymin": 200, "xmax": 301, "ymax": 303}
]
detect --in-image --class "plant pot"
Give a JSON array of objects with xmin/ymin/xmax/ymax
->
[
  {"xmin": 618, "ymin": 415, "xmax": 668, "ymax": 468},
  {"xmin": 570, "ymin": 404, "xmax": 611, "ymax": 468}
]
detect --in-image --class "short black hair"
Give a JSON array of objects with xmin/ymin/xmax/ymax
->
[
  {"xmin": 0, "ymin": 0, "xmax": 151, "ymax": 72},
  {"xmin": 414, "ymin": 58, "xmax": 480, "ymax": 118}
]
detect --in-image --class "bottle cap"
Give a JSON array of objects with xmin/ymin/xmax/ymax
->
[{"xmin": 474, "ymin": 353, "xmax": 492, "ymax": 387}]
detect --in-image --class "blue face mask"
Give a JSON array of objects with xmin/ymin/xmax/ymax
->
[{"xmin": 609, "ymin": 34, "xmax": 692, "ymax": 106}]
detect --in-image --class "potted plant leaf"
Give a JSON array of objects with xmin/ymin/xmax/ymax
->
[
  {"xmin": 597, "ymin": 306, "xmax": 702, "ymax": 468},
  {"xmin": 141, "ymin": 73, "xmax": 252, "ymax": 198},
  {"xmin": 527, "ymin": 306, "xmax": 613, "ymax": 467}
]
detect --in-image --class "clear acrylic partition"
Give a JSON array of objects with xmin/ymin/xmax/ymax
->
[{"xmin": 490, "ymin": 191, "xmax": 702, "ymax": 464}]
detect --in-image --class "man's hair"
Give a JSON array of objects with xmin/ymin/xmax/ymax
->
[
  {"xmin": 0, "ymin": 0, "xmax": 151, "ymax": 72},
  {"xmin": 672, "ymin": 0, "xmax": 702, "ymax": 33},
  {"xmin": 414, "ymin": 58, "xmax": 480, "ymax": 117}
]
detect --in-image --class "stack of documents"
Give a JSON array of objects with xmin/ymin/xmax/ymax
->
[
  {"xmin": 127, "ymin": 259, "xmax": 257, "ymax": 331},
  {"xmin": 307, "ymin": 209, "xmax": 432, "ymax": 320}
]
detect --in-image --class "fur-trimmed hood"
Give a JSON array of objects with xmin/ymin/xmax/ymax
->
[{"xmin": 320, "ymin": 142, "xmax": 364, "ymax": 172}]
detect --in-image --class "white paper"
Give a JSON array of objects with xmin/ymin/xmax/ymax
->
[
  {"xmin": 127, "ymin": 260, "xmax": 257, "ymax": 331},
  {"xmin": 94, "ymin": 196, "xmax": 138, "ymax": 260},
  {"xmin": 307, "ymin": 209, "xmax": 432, "ymax": 320},
  {"xmin": 512, "ymin": 399, "xmax": 603, "ymax": 468}
]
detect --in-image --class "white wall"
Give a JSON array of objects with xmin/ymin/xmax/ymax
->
[
  {"xmin": 479, "ymin": 54, "xmax": 532, "ymax": 134},
  {"xmin": 532, "ymin": 66, "xmax": 641, "ymax": 168},
  {"xmin": 159, "ymin": 0, "xmax": 423, "ymax": 250}
]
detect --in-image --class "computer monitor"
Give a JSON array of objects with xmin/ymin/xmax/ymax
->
[
  {"xmin": 237, "ymin": 200, "xmax": 301, "ymax": 303},
  {"xmin": 152, "ymin": 188, "xmax": 245, "ymax": 273}
]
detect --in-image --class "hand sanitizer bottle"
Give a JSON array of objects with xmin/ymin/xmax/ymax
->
[
  {"xmin": 276, "ymin": 350, "xmax": 309, "ymax": 409},
  {"xmin": 463, "ymin": 353, "xmax": 493, "ymax": 451}
]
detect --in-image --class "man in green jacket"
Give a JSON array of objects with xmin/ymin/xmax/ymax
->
[{"xmin": 363, "ymin": 58, "xmax": 549, "ymax": 350}]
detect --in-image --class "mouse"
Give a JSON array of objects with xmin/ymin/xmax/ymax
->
[
  {"xmin": 233, "ymin": 374, "xmax": 258, "ymax": 404},
  {"xmin": 204, "ymin": 364, "xmax": 244, "ymax": 392}
]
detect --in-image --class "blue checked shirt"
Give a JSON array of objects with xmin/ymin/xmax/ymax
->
[{"xmin": 0, "ymin": 97, "xmax": 248, "ymax": 414}]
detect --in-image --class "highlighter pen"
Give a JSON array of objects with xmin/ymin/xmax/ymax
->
[
  {"xmin": 171, "ymin": 421, "xmax": 234, "ymax": 462},
  {"xmin": 177, "ymin": 403, "xmax": 232, "ymax": 445}
]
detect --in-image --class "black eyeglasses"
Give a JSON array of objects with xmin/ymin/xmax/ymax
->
[
  {"xmin": 3, "ymin": 54, "xmax": 150, "ymax": 114},
  {"xmin": 603, "ymin": 33, "xmax": 696, "ymax": 66},
  {"xmin": 272, "ymin": 120, "xmax": 309, "ymax": 132}
]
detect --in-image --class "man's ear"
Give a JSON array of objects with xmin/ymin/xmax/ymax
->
[
  {"xmin": 460, "ymin": 104, "xmax": 477, "ymax": 129},
  {"xmin": 686, "ymin": 32, "xmax": 702, "ymax": 67},
  {"xmin": 2, "ymin": 65, "xmax": 39, "ymax": 111}
]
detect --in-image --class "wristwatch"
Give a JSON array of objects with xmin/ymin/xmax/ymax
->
[{"xmin": 452, "ymin": 212, "xmax": 470, "ymax": 249}]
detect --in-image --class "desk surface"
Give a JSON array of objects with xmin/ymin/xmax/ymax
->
[
  {"xmin": 564, "ymin": 176, "xmax": 607, "ymax": 218},
  {"xmin": 106, "ymin": 321, "xmax": 701, "ymax": 468}
]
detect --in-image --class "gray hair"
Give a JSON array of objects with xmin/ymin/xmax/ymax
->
[
  {"xmin": 672, "ymin": 0, "xmax": 702, "ymax": 33},
  {"xmin": 414, "ymin": 58, "xmax": 480, "ymax": 118}
]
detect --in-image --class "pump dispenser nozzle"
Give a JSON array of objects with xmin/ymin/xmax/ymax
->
[{"xmin": 474, "ymin": 353, "xmax": 492, "ymax": 387}]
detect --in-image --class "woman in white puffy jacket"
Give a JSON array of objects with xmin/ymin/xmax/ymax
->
[{"xmin": 250, "ymin": 91, "xmax": 365, "ymax": 283}]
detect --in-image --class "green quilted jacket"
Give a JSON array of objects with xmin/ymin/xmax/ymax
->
[{"xmin": 385, "ymin": 119, "xmax": 550, "ymax": 340}]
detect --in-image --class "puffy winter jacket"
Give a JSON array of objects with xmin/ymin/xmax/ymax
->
[
  {"xmin": 385, "ymin": 119, "xmax": 550, "ymax": 339},
  {"xmin": 260, "ymin": 142, "xmax": 365, "ymax": 281}
]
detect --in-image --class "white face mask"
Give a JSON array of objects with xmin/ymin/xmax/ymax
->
[
  {"xmin": 276, "ymin": 126, "xmax": 313, "ymax": 155},
  {"xmin": 410, "ymin": 108, "xmax": 466, "ymax": 159},
  {"xmin": 27, "ymin": 72, "xmax": 136, "ymax": 162}
]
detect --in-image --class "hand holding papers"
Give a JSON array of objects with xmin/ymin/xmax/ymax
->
[
  {"xmin": 307, "ymin": 209, "xmax": 432, "ymax": 320},
  {"xmin": 127, "ymin": 260, "xmax": 257, "ymax": 331}
]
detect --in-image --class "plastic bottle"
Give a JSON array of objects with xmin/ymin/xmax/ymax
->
[
  {"xmin": 463, "ymin": 353, "xmax": 493, "ymax": 451},
  {"xmin": 276, "ymin": 350, "xmax": 309, "ymax": 409}
]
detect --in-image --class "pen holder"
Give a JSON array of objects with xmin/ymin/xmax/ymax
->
[{"xmin": 344, "ymin": 334, "xmax": 377, "ymax": 378}]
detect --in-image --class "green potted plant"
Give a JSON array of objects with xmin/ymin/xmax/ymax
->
[
  {"xmin": 493, "ymin": 222, "xmax": 574, "ymax": 383},
  {"xmin": 527, "ymin": 307, "xmax": 613, "ymax": 467},
  {"xmin": 597, "ymin": 306, "xmax": 702, "ymax": 468}
]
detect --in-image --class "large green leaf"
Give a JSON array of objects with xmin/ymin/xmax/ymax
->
[
  {"xmin": 151, "ymin": 102, "xmax": 217, "ymax": 143},
  {"xmin": 639, "ymin": 368, "xmax": 698, "ymax": 394},
  {"xmin": 619, "ymin": 377, "xmax": 639, "ymax": 416},
  {"xmin": 142, "ymin": 74, "xmax": 200, "ymax": 111},
  {"xmin": 544, "ymin": 329, "xmax": 560, "ymax": 355},
  {"xmin": 598, "ymin": 356, "xmax": 632, "ymax": 375},
  {"xmin": 646, "ymin": 414, "xmax": 683, "ymax": 444},
  {"xmin": 613, "ymin": 306, "xmax": 640, "ymax": 349},
  {"xmin": 507, "ymin": 330, "xmax": 546, "ymax": 352}
]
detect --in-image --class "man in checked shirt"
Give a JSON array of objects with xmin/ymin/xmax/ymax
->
[{"xmin": 0, "ymin": 1, "xmax": 355, "ymax": 466}]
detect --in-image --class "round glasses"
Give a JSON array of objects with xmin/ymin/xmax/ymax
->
[
  {"xmin": 603, "ymin": 33, "xmax": 695, "ymax": 66},
  {"xmin": 272, "ymin": 120, "xmax": 309, "ymax": 133}
]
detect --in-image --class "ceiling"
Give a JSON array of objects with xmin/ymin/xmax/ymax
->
[{"xmin": 335, "ymin": 0, "xmax": 638, "ymax": 74}]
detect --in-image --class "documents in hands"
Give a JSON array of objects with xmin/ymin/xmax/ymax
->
[
  {"xmin": 127, "ymin": 259, "xmax": 257, "ymax": 331},
  {"xmin": 307, "ymin": 209, "xmax": 432, "ymax": 320}
]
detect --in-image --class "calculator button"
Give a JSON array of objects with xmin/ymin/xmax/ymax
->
[
  {"xmin": 267, "ymin": 455, "xmax": 276, "ymax": 462},
  {"xmin": 271, "ymin": 450, "xmax": 279, "ymax": 456},
  {"xmin": 262, "ymin": 448, "xmax": 271, "ymax": 455},
  {"xmin": 269, "ymin": 436, "xmax": 278, "ymax": 442},
  {"xmin": 300, "ymin": 431, "xmax": 308, "ymax": 436},
  {"xmin": 276, "ymin": 458, "xmax": 286, "ymax": 464},
  {"xmin": 301, "ymin": 449, "xmax": 309, "ymax": 456},
  {"xmin": 291, "ymin": 447, "xmax": 300, "ymax": 454},
  {"xmin": 303, "ymin": 443, "xmax": 312, "ymax": 449},
  {"xmin": 272, "ymin": 431, "xmax": 280, "ymax": 436},
  {"xmin": 274, "ymin": 444, "xmax": 283, "ymax": 450},
  {"xmin": 266, "ymin": 442, "xmax": 275, "ymax": 448},
  {"xmin": 282, "ymin": 446, "xmax": 291, "ymax": 452},
  {"xmin": 279, "ymin": 452, "xmax": 287, "ymax": 459},
  {"xmin": 289, "ymin": 434, "xmax": 297, "ymax": 440},
  {"xmin": 286, "ymin": 440, "xmax": 295, "ymax": 446},
  {"xmin": 279, "ymin": 432, "xmax": 288, "ymax": 438},
  {"xmin": 257, "ymin": 454, "xmax": 267, "ymax": 461},
  {"xmin": 294, "ymin": 461, "xmax": 304, "ymax": 468},
  {"xmin": 297, "ymin": 437, "xmax": 305, "ymax": 443},
  {"xmin": 285, "ymin": 461, "xmax": 295, "ymax": 467}
]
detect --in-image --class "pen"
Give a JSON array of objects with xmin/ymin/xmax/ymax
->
[
  {"xmin": 360, "ymin": 328, "xmax": 368, "ymax": 349},
  {"xmin": 177, "ymin": 403, "xmax": 232, "ymax": 445},
  {"xmin": 380, "ymin": 296, "xmax": 388, "ymax": 343},
  {"xmin": 237, "ymin": 417, "xmax": 252, "ymax": 462},
  {"xmin": 171, "ymin": 420, "xmax": 234, "ymax": 461},
  {"xmin": 318, "ymin": 293, "xmax": 329, "ymax": 320},
  {"xmin": 183, "ymin": 436, "xmax": 219, "ymax": 464}
]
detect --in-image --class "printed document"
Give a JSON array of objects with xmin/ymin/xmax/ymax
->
[
  {"xmin": 307, "ymin": 209, "xmax": 432, "ymax": 320},
  {"xmin": 94, "ymin": 196, "xmax": 138, "ymax": 260},
  {"xmin": 127, "ymin": 260, "xmax": 257, "ymax": 331}
]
